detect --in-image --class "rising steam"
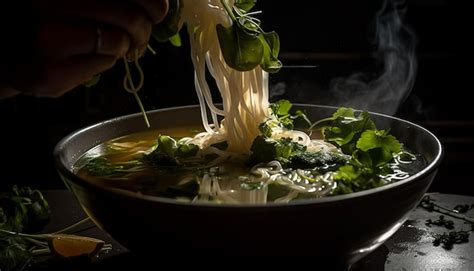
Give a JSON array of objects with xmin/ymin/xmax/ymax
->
[{"xmin": 329, "ymin": 0, "xmax": 417, "ymax": 115}]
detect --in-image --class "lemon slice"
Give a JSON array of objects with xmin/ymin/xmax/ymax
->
[{"xmin": 49, "ymin": 234, "xmax": 105, "ymax": 258}]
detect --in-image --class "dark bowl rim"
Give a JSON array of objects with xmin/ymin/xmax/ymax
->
[{"xmin": 54, "ymin": 104, "xmax": 444, "ymax": 209}]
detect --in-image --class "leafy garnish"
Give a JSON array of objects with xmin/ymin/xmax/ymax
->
[
  {"xmin": 83, "ymin": 157, "xmax": 144, "ymax": 179},
  {"xmin": 259, "ymin": 100, "xmax": 312, "ymax": 136},
  {"xmin": 454, "ymin": 204, "xmax": 473, "ymax": 214},
  {"xmin": 143, "ymin": 135, "xmax": 199, "ymax": 167},
  {"xmin": 217, "ymin": 0, "xmax": 282, "ymax": 73},
  {"xmin": 152, "ymin": 0, "xmax": 183, "ymax": 46},
  {"xmin": 0, "ymin": 186, "xmax": 50, "ymax": 233},
  {"xmin": 1, "ymin": 186, "xmax": 50, "ymax": 270},
  {"xmin": 1, "ymin": 187, "xmax": 111, "ymax": 271},
  {"xmin": 426, "ymin": 215, "xmax": 455, "ymax": 230},
  {"xmin": 234, "ymin": 0, "xmax": 256, "ymax": 12},
  {"xmin": 311, "ymin": 108, "xmax": 402, "ymax": 195},
  {"xmin": 248, "ymin": 136, "xmax": 306, "ymax": 166},
  {"xmin": 432, "ymin": 231, "xmax": 470, "ymax": 250},
  {"xmin": 312, "ymin": 108, "xmax": 376, "ymax": 154}
]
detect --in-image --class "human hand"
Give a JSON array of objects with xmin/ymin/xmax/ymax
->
[{"xmin": 1, "ymin": 0, "xmax": 168, "ymax": 98}]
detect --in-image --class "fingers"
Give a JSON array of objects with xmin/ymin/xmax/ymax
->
[
  {"xmin": 14, "ymin": 55, "xmax": 117, "ymax": 97},
  {"xmin": 131, "ymin": 0, "xmax": 169, "ymax": 23},
  {"xmin": 41, "ymin": 1, "xmax": 153, "ymax": 54},
  {"xmin": 35, "ymin": 21, "xmax": 131, "ymax": 59}
]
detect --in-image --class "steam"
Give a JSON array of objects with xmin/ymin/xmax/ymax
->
[{"xmin": 329, "ymin": 0, "xmax": 417, "ymax": 115}]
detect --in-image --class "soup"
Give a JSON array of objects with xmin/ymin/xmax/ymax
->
[{"xmin": 74, "ymin": 109, "xmax": 426, "ymax": 204}]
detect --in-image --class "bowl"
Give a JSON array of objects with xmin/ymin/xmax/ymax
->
[{"xmin": 54, "ymin": 104, "xmax": 443, "ymax": 267}]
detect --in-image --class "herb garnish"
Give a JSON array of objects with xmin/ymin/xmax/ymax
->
[
  {"xmin": 311, "ymin": 108, "xmax": 404, "ymax": 195},
  {"xmin": 217, "ymin": 0, "xmax": 282, "ymax": 73},
  {"xmin": 425, "ymin": 215, "xmax": 455, "ymax": 230},
  {"xmin": 1, "ymin": 186, "xmax": 110, "ymax": 271},
  {"xmin": 419, "ymin": 195, "xmax": 474, "ymax": 250},
  {"xmin": 432, "ymin": 231, "xmax": 470, "ymax": 250}
]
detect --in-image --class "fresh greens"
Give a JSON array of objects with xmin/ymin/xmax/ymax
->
[
  {"xmin": 83, "ymin": 157, "xmax": 144, "ymax": 179},
  {"xmin": 143, "ymin": 135, "xmax": 199, "ymax": 167},
  {"xmin": 454, "ymin": 204, "xmax": 473, "ymax": 214},
  {"xmin": 0, "ymin": 186, "xmax": 50, "ymax": 233},
  {"xmin": 259, "ymin": 100, "xmax": 312, "ymax": 137},
  {"xmin": 152, "ymin": 0, "xmax": 183, "ymax": 46},
  {"xmin": 151, "ymin": 0, "xmax": 282, "ymax": 72},
  {"xmin": 426, "ymin": 215, "xmax": 455, "ymax": 230},
  {"xmin": 0, "ymin": 186, "xmax": 49, "ymax": 271},
  {"xmin": 1, "ymin": 186, "xmax": 110, "ymax": 271},
  {"xmin": 433, "ymin": 231, "xmax": 470, "ymax": 250},
  {"xmin": 311, "ymin": 107, "xmax": 403, "ymax": 195},
  {"xmin": 311, "ymin": 108, "xmax": 377, "ymax": 154},
  {"xmin": 418, "ymin": 195, "xmax": 474, "ymax": 250},
  {"xmin": 247, "ymin": 135, "xmax": 348, "ymax": 170},
  {"xmin": 248, "ymin": 136, "xmax": 306, "ymax": 166},
  {"xmin": 217, "ymin": 0, "xmax": 282, "ymax": 72}
]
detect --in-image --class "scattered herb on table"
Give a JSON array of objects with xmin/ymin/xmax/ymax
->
[
  {"xmin": 1, "ymin": 186, "xmax": 110, "ymax": 271},
  {"xmin": 418, "ymin": 195, "xmax": 474, "ymax": 250},
  {"xmin": 425, "ymin": 215, "xmax": 455, "ymax": 230},
  {"xmin": 432, "ymin": 231, "xmax": 470, "ymax": 250},
  {"xmin": 453, "ymin": 204, "xmax": 473, "ymax": 214}
]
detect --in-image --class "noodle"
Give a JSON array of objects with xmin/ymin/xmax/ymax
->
[{"xmin": 180, "ymin": 0, "xmax": 310, "ymax": 154}]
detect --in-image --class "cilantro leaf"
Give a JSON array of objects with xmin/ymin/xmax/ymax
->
[
  {"xmin": 260, "ymin": 100, "xmax": 312, "ymax": 137},
  {"xmin": 247, "ymin": 136, "xmax": 307, "ymax": 166},
  {"xmin": 271, "ymin": 99, "xmax": 292, "ymax": 116},
  {"xmin": 312, "ymin": 109, "xmax": 376, "ymax": 154},
  {"xmin": 357, "ymin": 130, "xmax": 401, "ymax": 153},
  {"xmin": 143, "ymin": 135, "xmax": 199, "ymax": 167}
]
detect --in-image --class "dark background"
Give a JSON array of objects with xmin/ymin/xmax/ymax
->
[{"xmin": 1, "ymin": 0, "xmax": 471, "ymax": 195}]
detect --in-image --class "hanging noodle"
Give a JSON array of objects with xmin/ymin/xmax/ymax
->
[
  {"xmin": 179, "ymin": 0, "xmax": 311, "ymax": 154},
  {"xmin": 123, "ymin": 50, "xmax": 150, "ymax": 128}
]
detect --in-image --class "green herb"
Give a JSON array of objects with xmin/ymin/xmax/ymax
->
[
  {"xmin": 0, "ymin": 187, "xmax": 47, "ymax": 270},
  {"xmin": 217, "ymin": 0, "xmax": 282, "ymax": 73},
  {"xmin": 311, "ymin": 108, "xmax": 377, "ymax": 154},
  {"xmin": 418, "ymin": 195, "xmax": 474, "ymax": 250},
  {"xmin": 240, "ymin": 181, "xmax": 264, "ymax": 190},
  {"xmin": 259, "ymin": 100, "xmax": 312, "ymax": 137},
  {"xmin": 1, "ymin": 186, "xmax": 110, "ymax": 271},
  {"xmin": 83, "ymin": 74, "xmax": 101, "ymax": 88},
  {"xmin": 247, "ymin": 136, "xmax": 307, "ymax": 166},
  {"xmin": 143, "ymin": 135, "xmax": 199, "ymax": 167},
  {"xmin": 426, "ymin": 215, "xmax": 455, "ymax": 230},
  {"xmin": 234, "ymin": 0, "xmax": 256, "ymax": 12},
  {"xmin": 83, "ymin": 157, "xmax": 144, "ymax": 179},
  {"xmin": 432, "ymin": 231, "xmax": 470, "ymax": 250},
  {"xmin": 152, "ymin": 0, "xmax": 183, "ymax": 46},
  {"xmin": 0, "ymin": 186, "xmax": 50, "ymax": 233},
  {"xmin": 454, "ymin": 204, "xmax": 473, "ymax": 214},
  {"xmin": 311, "ymin": 108, "xmax": 403, "ymax": 195}
]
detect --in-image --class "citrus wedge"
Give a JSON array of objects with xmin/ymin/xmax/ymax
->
[{"xmin": 48, "ymin": 234, "xmax": 105, "ymax": 258}]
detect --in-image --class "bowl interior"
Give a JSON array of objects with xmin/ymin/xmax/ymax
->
[
  {"xmin": 53, "ymin": 104, "xmax": 443, "ymax": 262},
  {"xmin": 55, "ymin": 104, "xmax": 442, "ymax": 205}
]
